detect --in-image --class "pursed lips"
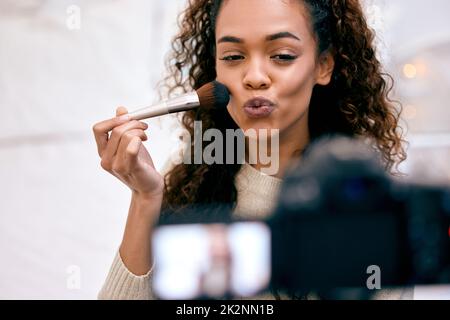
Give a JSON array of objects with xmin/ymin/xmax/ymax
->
[
  {"xmin": 244, "ymin": 97, "xmax": 276, "ymax": 108},
  {"xmin": 242, "ymin": 97, "xmax": 276, "ymax": 118}
]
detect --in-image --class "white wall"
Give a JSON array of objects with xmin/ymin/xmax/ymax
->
[{"xmin": 0, "ymin": 0, "xmax": 185, "ymax": 299}]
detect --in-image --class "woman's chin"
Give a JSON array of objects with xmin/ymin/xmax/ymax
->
[{"xmin": 241, "ymin": 126, "xmax": 281, "ymax": 141}]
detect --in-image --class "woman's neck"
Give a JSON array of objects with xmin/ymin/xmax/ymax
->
[{"xmin": 245, "ymin": 118, "xmax": 310, "ymax": 179}]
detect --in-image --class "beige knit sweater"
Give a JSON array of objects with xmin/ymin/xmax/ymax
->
[{"xmin": 98, "ymin": 162, "xmax": 413, "ymax": 300}]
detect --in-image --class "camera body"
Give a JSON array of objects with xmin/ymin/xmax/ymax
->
[
  {"xmin": 153, "ymin": 136, "xmax": 450, "ymax": 299},
  {"xmin": 269, "ymin": 137, "xmax": 450, "ymax": 296}
]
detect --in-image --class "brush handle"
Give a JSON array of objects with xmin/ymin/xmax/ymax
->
[{"xmin": 128, "ymin": 92, "xmax": 200, "ymax": 121}]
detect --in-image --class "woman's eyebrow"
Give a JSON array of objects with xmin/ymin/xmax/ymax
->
[
  {"xmin": 266, "ymin": 32, "xmax": 301, "ymax": 42},
  {"xmin": 217, "ymin": 32, "xmax": 301, "ymax": 44}
]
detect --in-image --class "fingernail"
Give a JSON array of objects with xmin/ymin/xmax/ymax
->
[{"xmin": 118, "ymin": 115, "xmax": 130, "ymax": 121}]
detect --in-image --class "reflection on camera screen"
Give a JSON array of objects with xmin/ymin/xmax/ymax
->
[{"xmin": 152, "ymin": 222, "xmax": 271, "ymax": 299}]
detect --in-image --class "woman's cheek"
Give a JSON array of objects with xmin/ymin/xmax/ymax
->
[
  {"xmin": 216, "ymin": 68, "xmax": 237, "ymax": 93},
  {"xmin": 216, "ymin": 72, "xmax": 241, "ymax": 108}
]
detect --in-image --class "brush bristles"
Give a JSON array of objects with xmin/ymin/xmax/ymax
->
[{"xmin": 196, "ymin": 81, "xmax": 230, "ymax": 110}]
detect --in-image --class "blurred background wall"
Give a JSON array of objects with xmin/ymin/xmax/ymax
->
[{"xmin": 0, "ymin": 0, "xmax": 449, "ymax": 299}]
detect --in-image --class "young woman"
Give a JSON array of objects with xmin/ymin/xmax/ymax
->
[{"xmin": 93, "ymin": 0, "xmax": 406, "ymax": 299}]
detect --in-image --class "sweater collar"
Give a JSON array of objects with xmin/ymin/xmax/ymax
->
[{"xmin": 237, "ymin": 162, "xmax": 283, "ymax": 192}]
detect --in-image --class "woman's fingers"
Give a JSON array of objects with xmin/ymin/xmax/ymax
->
[
  {"xmin": 122, "ymin": 136, "xmax": 143, "ymax": 174},
  {"xmin": 113, "ymin": 128, "xmax": 148, "ymax": 174},
  {"xmin": 92, "ymin": 114, "xmax": 131, "ymax": 157},
  {"xmin": 93, "ymin": 106, "xmax": 163, "ymax": 197},
  {"xmin": 116, "ymin": 106, "xmax": 128, "ymax": 117},
  {"xmin": 101, "ymin": 123, "xmax": 148, "ymax": 171}
]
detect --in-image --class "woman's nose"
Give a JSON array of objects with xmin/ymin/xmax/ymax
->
[{"xmin": 243, "ymin": 60, "xmax": 271, "ymax": 90}]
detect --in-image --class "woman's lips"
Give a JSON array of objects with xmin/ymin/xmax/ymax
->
[
  {"xmin": 243, "ymin": 97, "xmax": 276, "ymax": 118},
  {"xmin": 243, "ymin": 105, "xmax": 275, "ymax": 118}
]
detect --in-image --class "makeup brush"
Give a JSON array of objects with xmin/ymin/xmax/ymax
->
[{"xmin": 128, "ymin": 81, "xmax": 230, "ymax": 121}]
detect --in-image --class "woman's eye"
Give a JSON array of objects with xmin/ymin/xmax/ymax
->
[
  {"xmin": 272, "ymin": 54, "xmax": 298, "ymax": 61},
  {"xmin": 219, "ymin": 54, "xmax": 298, "ymax": 63},
  {"xmin": 220, "ymin": 55, "xmax": 244, "ymax": 61}
]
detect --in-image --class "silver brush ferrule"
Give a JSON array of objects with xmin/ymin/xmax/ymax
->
[
  {"xmin": 166, "ymin": 92, "xmax": 200, "ymax": 113},
  {"xmin": 128, "ymin": 92, "xmax": 200, "ymax": 121}
]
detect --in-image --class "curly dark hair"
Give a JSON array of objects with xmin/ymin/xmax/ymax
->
[{"xmin": 159, "ymin": 0, "xmax": 406, "ymax": 214}]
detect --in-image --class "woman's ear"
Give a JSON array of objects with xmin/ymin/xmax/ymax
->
[{"xmin": 315, "ymin": 51, "xmax": 335, "ymax": 86}]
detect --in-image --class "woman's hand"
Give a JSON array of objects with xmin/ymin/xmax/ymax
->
[{"xmin": 92, "ymin": 107, "xmax": 165, "ymax": 201}]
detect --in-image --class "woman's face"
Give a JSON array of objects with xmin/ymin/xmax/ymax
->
[{"xmin": 215, "ymin": 0, "xmax": 334, "ymax": 138}]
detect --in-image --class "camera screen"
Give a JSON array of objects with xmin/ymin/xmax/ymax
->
[{"xmin": 152, "ymin": 222, "xmax": 271, "ymax": 299}]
